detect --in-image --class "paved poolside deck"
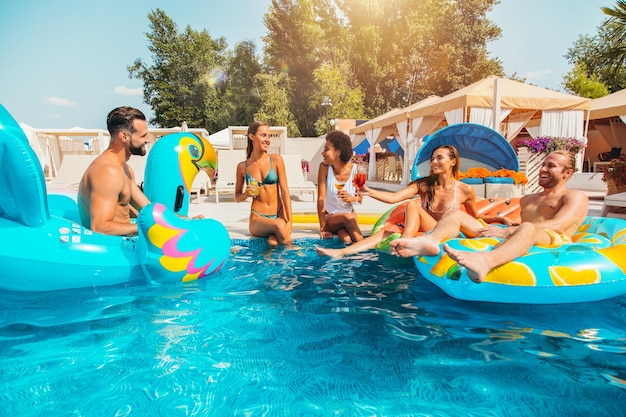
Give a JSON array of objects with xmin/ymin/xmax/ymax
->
[{"xmin": 187, "ymin": 190, "xmax": 606, "ymax": 241}]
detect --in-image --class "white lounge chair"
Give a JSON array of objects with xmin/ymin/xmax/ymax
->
[
  {"xmin": 601, "ymin": 192, "xmax": 626, "ymax": 218},
  {"xmin": 47, "ymin": 154, "xmax": 97, "ymax": 190},
  {"xmin": 214, "ymin": 149, "xmax": 246, "ymax": 203},
  {"xmin": 190, "ymin": 169, "xmax": 212, "ymax": 203},
  {"xmin": 282, "ymin": 153, "xmax": 317, "ymax": 201},
  {"xmin": 566, "ymin": 172, "xmax": 607, "ymax": 199}
]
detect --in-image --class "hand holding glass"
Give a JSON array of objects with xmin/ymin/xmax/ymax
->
[
  {"xmin": 353, "ymin": 164, "xmax": 367, "ymax": 191},
  {"xmin": 248, "ymin": 180, "xmax": 259, "ymax": 197}
]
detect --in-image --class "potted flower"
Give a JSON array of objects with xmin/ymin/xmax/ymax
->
[
  {"xmin": 602, "ymin": 153, "xmax": 626, "ymax": 195},
  {"xmin": 515, "ymin": 136, "xmax": 586, "ymax": 155},
  {"xmin": 301, "ymin": 159, "xmax": 310, "ymax": 180}
]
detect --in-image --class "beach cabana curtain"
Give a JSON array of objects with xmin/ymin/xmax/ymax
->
[
  {"xmin": 540, "ymin": 110, "xmax": 585, "ymax": 139},
  {"xmin": 540, "ymin": 110, "xmax": 586, "ymax": 170},
  {"xmin": 394, "ymin": 119, "xmax": 409, "ymax": 183},
  {"xmin": 526, "ymin": 125, "xmax": 540, "ymax": 139},
  {"xmin": 394, "ymin": 119, "xmax": 409, "ymax": 152},
  {"xmin": 469, "ymin": 107, "xmax": 512, "ymax": 134},
  {"xmin": 444, "ymin": 108, "xmax": 464, "ymax": 125},
  {"xmin": 595, "ymin": 117, "xmax": 626, "ymax": 148},
  {"xmin": 506, "ymin": 110, "xmax": 536, "ymax": 141},
  {"xmin": 405, "ymin": 114, "xmax": 444, "ymax": 184},
  {"xmin": 365, "ymin": 127, "xmax": 384, "ymax": 179}
]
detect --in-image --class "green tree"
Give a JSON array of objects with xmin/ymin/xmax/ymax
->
[
  {"xmin": 564, "ymin": 3, "xmax": 626, "ymax": 94},
  {"xmin": 263, "ymin": 0, "xmax": 329, "ymax": 136},
  {"xmin": 565, "ymin": 31, "xmax": 626, "ymax": 93},
  {"xmin": 311, "ymin": 62, "xmax": 366, "ymax": 135},
  {"xmin": 397, "ymin": 0, "xmax": 503, "ymax": 101},
  {"xmin": 128, "ymin": 9, "xmax": 227, "ymax": 130},
  {"xmin": 216, "ymin": 40, "xmax": 263, "ymax": 128},
  {"xmin": 335, "ymin": 0, "xmax": 502, "ymax": 111},
  {"xmin": 601, "ymin": 0, "xmax": 626, "ymax": 71},
  {"xmin": 563, "ymin": 62, "xmax": 610, "ymax": 98},
  {"xmin": 254, "ymin": 72, "xmax": 301, "ymax": 137}
]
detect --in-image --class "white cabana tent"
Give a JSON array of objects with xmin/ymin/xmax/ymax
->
[
  {"xmin": 207, "ymin": 128, "xmax": 232, "ymax": 149},
  {"xmin": 588, "ymin": 88, "xmax": 626, "ymax": 151},
  {"xmin": 356, "ymin": 76, "xmax": 591, "ymax": 182},
  {"xmin": 349, "ymin": 96, "xmax": 442, "ymax": 184},
  {"xmin": 408, "ymin": 76, "xmax": 590, "ymax": 141}
]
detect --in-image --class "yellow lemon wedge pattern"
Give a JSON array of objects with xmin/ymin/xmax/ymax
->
[
  {"xmin": 483, "ymin": 261, "xmax": 536, "ymax": 286},
  {"xmin": 597, "ymin": 245, "xmax": 626, "ymax": 273},
  {"xmin": 430, "ymin": 254, "xmax": 457, "ymax": 278},
  {"xmin": 548, "ymin": 266, "xmax": 601, "ymax": 286},
  {"xmin": 459, "ymin": 238, "xmax": 499, "ymax": 251}
]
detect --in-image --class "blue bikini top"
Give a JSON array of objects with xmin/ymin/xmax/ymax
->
[{"xmin": 246, "ymin": 155, "xmax": 278, "ymax": 186}]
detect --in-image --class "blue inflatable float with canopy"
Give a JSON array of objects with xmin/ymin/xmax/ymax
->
[{"xmin": 376, "ymin": 123, "xmax": 626, "ymax": 304}]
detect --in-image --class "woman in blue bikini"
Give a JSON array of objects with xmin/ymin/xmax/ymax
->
[{"xmin": 235, "ymin": 122, "xmax": 292, "ymax": 245}]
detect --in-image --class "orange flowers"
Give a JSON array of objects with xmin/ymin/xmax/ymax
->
[{"xmin": 459, "ymin": 168, "xmax": 528, "ymax": 185}]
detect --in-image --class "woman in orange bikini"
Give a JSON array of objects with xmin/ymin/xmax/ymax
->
[
  {"xmin": 316, "ymin": 145, "xmax": 510, "ymax": 258},
  {"xmin": 235, "ymin": 122, "xmax": 292, "ymax": 245}
]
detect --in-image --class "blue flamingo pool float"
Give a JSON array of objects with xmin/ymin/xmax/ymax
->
[{"xmin": 0, "ymin": 104, "xmax": 230, "ymax": 292}]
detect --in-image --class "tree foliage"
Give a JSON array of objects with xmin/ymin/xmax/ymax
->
[
  {"xmin": 332, "ymin": 0, "xmax": 503, "ymax": 112},
  {"xmin": 130, "ymin": 2, "xmax": 504, "ymax": 134},
  {"xmin": 263, "ymin": 0, "xmax": 503, "ymax": 133},
  {"xmin": 563, "ymin": 62, "xmax": 610, "ymax": 98},
  {"xmin": 253, "ymin": 72, "xmax": 301, "ymax": 137},
  {"xmin": 311, "ymin": 62, "xmax": 366, "ymax": 135},
  {"xmin": 564, "ymin": 1, "xmax": 626, "ymax": 95},
  {"xmin": 215, "ymin": 40, "xmax": 262, "ymax": 128},
  {"xmin": 601, "ymin": 0, "xmax": 626, "ymax": 70},
  {"xmin": 128, "ymin": 9, "xmax": 227, "ymax": 131}
]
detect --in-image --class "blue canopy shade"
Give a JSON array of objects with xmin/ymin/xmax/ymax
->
[
  {"xmin": 353, "ymin": 139, "xmax": 369, "ymax": 154},
  {"xmin": 353, "ymin": 137, "xmax": 404, "ymax": 156},
  {"xmin": 412, "ymin": 123, "xmax": 519, "ymax": 180}
]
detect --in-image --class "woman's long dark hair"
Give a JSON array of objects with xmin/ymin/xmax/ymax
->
[
  {"xmin": 414, "ymin": 144, "xmax": 460, "ymax": 204},
  {"xmin": 246, "ymin": 121, "xmax": 270, "ymax": 158}
]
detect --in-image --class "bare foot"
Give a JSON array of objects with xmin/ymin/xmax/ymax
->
[
  {"xmin": 316, "ymin": 246, "xmax": 345, "ymax": 258},
  {"xmin": 389, "ymin": 235, "xmax": 441, "ymax": 258},
  {"xmin": 442, "ymin": 243, "xmax": 491, "ymax": 283}
]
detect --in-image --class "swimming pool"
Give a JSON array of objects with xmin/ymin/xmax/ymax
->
[{"xmin": 0, "ymin": 238, "xmax": 624, "ymax": 416}]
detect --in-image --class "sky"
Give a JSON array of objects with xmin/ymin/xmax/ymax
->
[{"xmin": 0, "ymin": 0, "xmax": 612, "ymax": 130}]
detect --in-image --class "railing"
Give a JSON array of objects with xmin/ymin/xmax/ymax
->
[{"xmin": 517, "ymin": 147, "xmax": 541, "ymax": 194}]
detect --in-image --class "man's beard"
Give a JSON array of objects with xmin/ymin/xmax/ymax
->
[{"xmin": 129, "ymin": 143, "xmax": 146, "ymax": 156}]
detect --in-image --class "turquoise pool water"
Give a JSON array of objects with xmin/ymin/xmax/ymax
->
[{"xmin": 0, "ymin": 238, "xmax": 625, "ymax": 416}]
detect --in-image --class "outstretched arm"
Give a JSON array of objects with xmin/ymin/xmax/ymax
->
[{"xmin": 364, "ymin": 182, "xmax": 418, "ymax": 204}]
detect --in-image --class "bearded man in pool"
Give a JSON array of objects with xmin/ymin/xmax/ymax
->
[{"xmin": 78, "ymin": 106, "xmax": 151, "ymax": 236}]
